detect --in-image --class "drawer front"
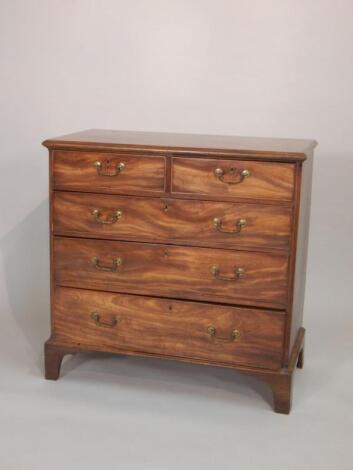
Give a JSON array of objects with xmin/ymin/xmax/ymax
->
[
  {"xmin": 53, "ymin": 151, "xmax": 166, "ymax": 193},
  {"xmin": 54, "ymin": 237, "xmax": 288, "ymax": 307},
  {"xmin": 54, "ymin": 287, "xmax": 285, "ymax": 369},
  {"xmin": 53, "ymin": 192, "xmax": 292, "ymax": 251},
  {"xmin": 172, "ymin": 157, "xmax": 295, "ymax": 201}
]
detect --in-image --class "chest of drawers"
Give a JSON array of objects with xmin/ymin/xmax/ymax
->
[{"xmin": 43, "ymin": 129, "xmax": 316, "ymax": 414}]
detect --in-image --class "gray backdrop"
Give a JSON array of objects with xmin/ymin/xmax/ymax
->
[{"xmin": 0, "ymin": 1, "xmax": 352, "ymax": 469}]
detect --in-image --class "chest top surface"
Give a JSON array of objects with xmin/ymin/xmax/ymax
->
[{"xmin": 43, "ymin": 129, "xmax": 317, "ymax": 161}]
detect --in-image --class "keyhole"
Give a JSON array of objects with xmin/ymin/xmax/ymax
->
[
  {"xmin": 164, "ymin": 204, "xmax": 169, "ymax": 212},
  {"xmin": 168, "ymin": 305, "xmax": 173, "ymax": 312}
]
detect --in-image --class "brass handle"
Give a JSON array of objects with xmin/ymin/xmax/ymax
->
[
  {"xmin": 214, "ymin": 167, "xmax": 250, "ymax": 184},
  {"xmin": 94, "ymin": 161, "xmax": 125, "ymax": 176},
  {"xmin": 207, "ymin": 326, "xmax": 240, "ymax": 342},
  {"xmin": 210, "ymin": 265, "xmax": 245, "ymax": 281},
  {"xmin": 91, "ymin": 256, "xmax": 123, "ymax": 272},
  {"xmin": 91, "ymin": 312, "xmax": 120, "ymax": 328},
  {"xmin": 91, "ymin": 209, "xmax": 123, "ymax": 225},
  {"xmin": 213, "ymin": 217, "xmax": 247, "ymax": 234}
]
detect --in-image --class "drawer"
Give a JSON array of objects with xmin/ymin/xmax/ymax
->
[
  {"xmin": 54, "ymin": 287, "xmax": 285, "ymax": 370},
  {"xmin": 54, "ymin": 237, "xmax": 288, "ymax": 308},
  {"xmin": 53, "ymin": 192, "xmax": 292, "ymax": 251},
  {"xmin": 172, "ymin": 157, "xmax": 295, "ymax": 201},
  {"xmin": 53, "ymin": 151, "xmax": 166, "ymax": 194}
]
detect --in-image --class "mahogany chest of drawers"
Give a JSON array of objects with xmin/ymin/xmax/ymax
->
[{"xmin": 43, "ymin": 129, "xmax": 316, "ymax": 414}]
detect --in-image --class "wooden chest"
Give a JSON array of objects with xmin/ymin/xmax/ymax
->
[{"xmin": 43, "ymin": 129, "xmax": 316, "ymax": 414}]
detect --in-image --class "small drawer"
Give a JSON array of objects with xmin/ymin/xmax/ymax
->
[
  {"xmin": 172, "ymin": 157, "xmax": 295, "ymax": 201},
  {"xmin": 53, "ymin": 192, "xmax": 292, "ymax": 251},
  {"xmin": 54, "ymin": 237, "xmax": 289, "ymax": 308},
  {"xmin": 53, "ymin": 151, "xmax": 166, "ymax": 194},
  {"xmin": 54, "ymin": 287, "xmax": 285, "ymax": 370}
]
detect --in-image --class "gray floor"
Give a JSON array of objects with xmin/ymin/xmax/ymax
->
[{"xmin": 1, "ymin": 293, "xmax": 352, "ymax": 470}]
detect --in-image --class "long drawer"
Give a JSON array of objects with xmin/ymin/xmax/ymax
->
[
  {"xmin": 53, "ymin": 151, "xmax": 166, "ymax": 194},
  {"xmin": 53, "ymin": 192, "xmax": 292, "ymax": 251},
  {"xmin": 54, "ymin": 287, "xmax": 285, "ymax": 370},
  {"xmin": 172, "ymin": 157, "xmax": 295, "ymax": 201},
  {"xmin": 54, "ymin": 237, "xmax": 289, "ymax": 308}
]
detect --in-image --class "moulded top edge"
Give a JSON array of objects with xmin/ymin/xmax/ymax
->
[{"xmin": 42, "ymin": 129, "xmax": 318, "ymax": 161}]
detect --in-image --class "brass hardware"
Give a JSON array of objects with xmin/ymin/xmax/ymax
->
[
  {"xmin": 207, "ymin": 325, "xmax": 240, "ymax": 342},
  {"xmin": 208, "ymin": 326, "xmax": 216, "ymax": 336},
  {"xmin": 91, "ymin": 209, "xmax": 123, "ymax": 224},
  {"xmin": 94, "ymin": 161, "xmax": 125, "ymax": 176},
  {"xmin": 91, "ymin": 256, "xmax": 123, "ymax": 272},
  {"xmin": 213, "ymin": 217, "xmax": 247, "ymax": 234},
  {"xmin": 210, "ymin": 265, "xmax": 245, "ymax": 281},
  {"xmin": 90, "ymin": 312, "xmax": 120, "ymax": 328},
  {"xmin": 214, "ymin": 167, "xmax": 250, "ymax": 184}
]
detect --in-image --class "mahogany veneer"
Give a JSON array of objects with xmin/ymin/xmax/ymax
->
[
  {"xmin": 54, "ymin": 237, "xmax": 288, "ymax": 308},
  {"xmin": 53, "ymin": 192, "xmax": 292, "ymax": 251},
  {"xmin": 43, "ymin": 129, "xmax": 316, "ymax": 414},
  {"xmin": 172, "ymin": 157, "xmax": 295, "ymax": 201}
]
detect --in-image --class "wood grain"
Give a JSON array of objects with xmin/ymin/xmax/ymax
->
[
  {"xmin": 287, "ymin": 155, "xmax": 313, "ymax": 362},
  {"xmin": 53, "ymin": 287, "xmax": 285, "ymax": 370},
  {"xmin": 172, "ymin": 157, "xmax": 295, "ymax": 201},
  {"xmin": 53, "ymin": 151, "xmax": 166, "ymax": 193},
  {"xmin": 54, "ymin": 237, "xmax": 289, "ymax": 308},
  {"xmin": 53, "ymin": 191, "xmax": 292, "ymax": 252}
]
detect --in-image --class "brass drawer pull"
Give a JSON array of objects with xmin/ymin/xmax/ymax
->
[
  {"xmin": 91, "ymin": 312, "xmax": 120, "ymax": 328},
  {"xmin": 210, "ymin": 265, "xmax": 245, "ymax": 281},
  {"xmin": 91, "ymin": 256, "xmax": 123, "ymax": 272},
  {"xmin": 94, "ymin": 161, "xmax": 125, "ymax": 176},
  {"xmin": 207, "ymin": 326, "xmax": 240, "ymax": 342},
  {"xmin": 91, "ymin": 209, "xmax": 123, "ymax": 225},
  {"xmin": 213, "ymin": 217, "xmax": 247, "ymax": 234},
  {"xmin": 214, "ymin": 167, "xmax": 250, "ymax": 184}
]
